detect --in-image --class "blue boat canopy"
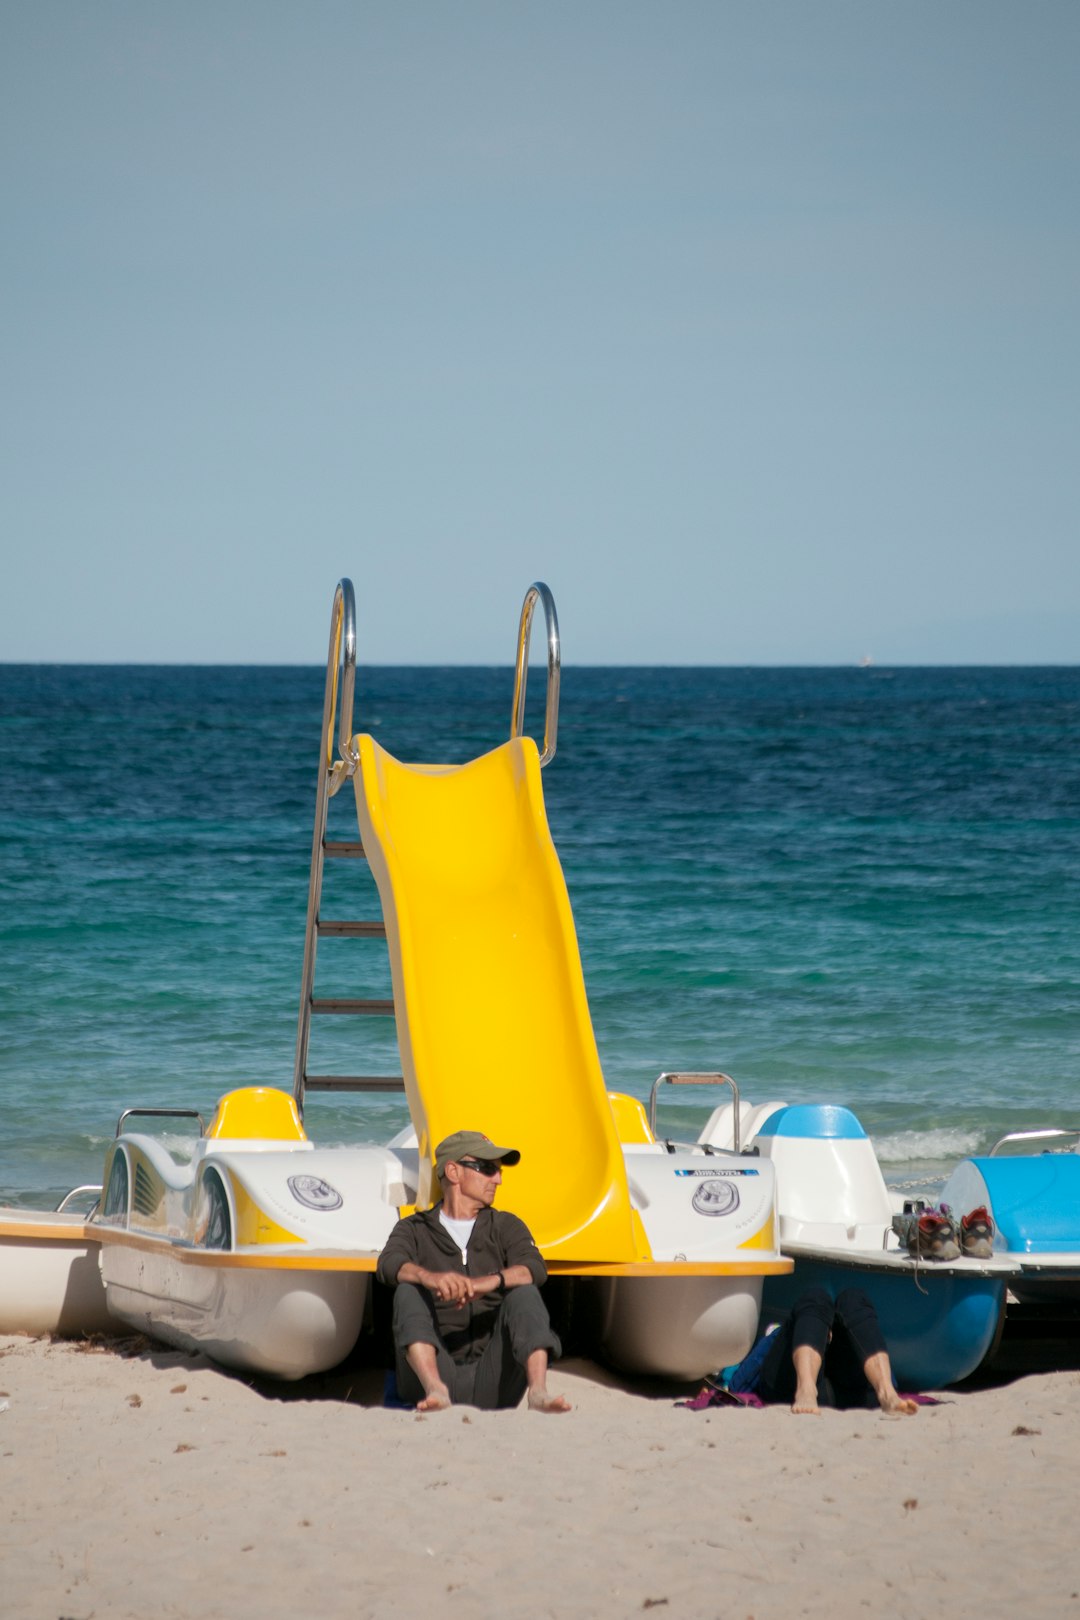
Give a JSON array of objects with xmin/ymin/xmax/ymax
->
[
  {"xmin": 755, "ymin": 1104, "xmax": 868, "ymax": 1141},
  {"xmin": 965, "ymin": 1156, "xmax": 1080, "ymax": 1254}
]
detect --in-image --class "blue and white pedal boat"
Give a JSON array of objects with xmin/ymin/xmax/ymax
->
[
  {"xmin": 695, "ymin": 1098, "xmax": 1017, "ymax": 1389},
  {"xmin": 940, "ymin": 1128, "xmax": 1080, "ymax": 1308}
]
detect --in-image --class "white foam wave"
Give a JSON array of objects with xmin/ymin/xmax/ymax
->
[
  {"xmin": 84, "ymin": 1129, "xmax": 197, "ymax": 1162},
  {"xmin": 870, "ymin": 1127, "xmax": 984, "ymax": 1165}
]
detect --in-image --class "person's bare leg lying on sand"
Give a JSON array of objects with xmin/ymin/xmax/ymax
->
[
  {"xmin": 791, "ymin": 1344, "xmax": 824, "ymax": 1415},
  {"xmin": 789, "ymin": 1340, "xmax": 917, "ymax": 1417},
  {"xmin": 772, "ymin": 1289, "xmax": 918, "ymax": 1417},
  {"xmin": 862, "ymin": 1350, "xmax": 918, "ymax": 1417}
]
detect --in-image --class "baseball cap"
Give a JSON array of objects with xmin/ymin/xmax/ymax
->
[{"xmin": 434, "ymin": 1130, "xmax": 521, "ymax": 1180}]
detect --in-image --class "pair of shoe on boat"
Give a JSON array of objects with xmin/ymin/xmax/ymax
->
[{"xmin": 892, "ymin": 1204, "xmax": 994, "ymax": 1262}]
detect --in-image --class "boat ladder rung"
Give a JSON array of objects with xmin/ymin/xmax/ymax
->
[
  {"xmin": 302, "ymin": 1075, "xmax": 407, "ymax": 1093},
  {"xmin": 324, "ymin": 840, "xmax": 367, "ymax": 859},
  {"xmin": 310, "ymin": 997, "xmax": 395, "ymax": 1017},
  {"xmin": 316, "ymin": 919, "xmax": 387, "ymax": 937}
]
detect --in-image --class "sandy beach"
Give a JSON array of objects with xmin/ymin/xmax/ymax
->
[{"xmin": 2, "ymin": 1329, "xmax": 1079, "ymax": 1620}]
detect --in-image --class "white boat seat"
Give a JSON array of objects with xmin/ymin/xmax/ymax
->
[
  {"xmin": 748, "ymin": 1103, "xmax": 895, "ymax": 1235},
  {"xmin": 697, "ymin": 1099, "xmax": 788, "ymax": 1153}
]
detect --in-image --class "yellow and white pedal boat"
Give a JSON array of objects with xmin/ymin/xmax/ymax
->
[
  {"xmin": 46, "ymin": 580, "xmax": 792, "ymax": 1380},
  {"xmin": 95, "ymin": 1088, "xmax": 393, "ymax": 1379}
]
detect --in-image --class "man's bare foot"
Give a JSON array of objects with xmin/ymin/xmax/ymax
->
[
  {"xmin": 416, "ymin": 1384, "xmax": 452, "ymax": 1412},
  {"xmin": 879, "ymin": 1391, "xmax": 918, "ymax": 1417},
  {"xmin": 527, "ymin": 1388, "xmax": 571, "ymax": 1413},
  {"xmin": 792, "ymin": 1383, "xmax": 821, "ymax": 1415}
]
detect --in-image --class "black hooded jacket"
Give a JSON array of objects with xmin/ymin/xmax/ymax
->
[{"xmin": 376, "ymin": 1203, "xmax": 547, "ymax": 1363}]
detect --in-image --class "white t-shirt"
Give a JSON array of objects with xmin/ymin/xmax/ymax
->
[{"xmin": 438, "ymin": 1209, "xmax": 476, "ymax": 1263}]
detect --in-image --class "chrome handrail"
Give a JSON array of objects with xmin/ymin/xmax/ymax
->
[
  {"xmin": 294, "ymin": 578, "xmax": 360, "ymax": 1106},
  {"xmin": 510, "ymin": 582, "xmax": 560, "ymax": 767},
  {"xmin": 116, "ymin": 1107, "xmax": 206, "ymax": 1137},
  {"xmin": 648, "ymin": 1071, "xmax": 742, "ymax": 1154},
  {"xmin": 325, "ymin": 578, "xmax": 359, "ymax": 796},
  {"xmin": 55, "ymin": 1184, "xmax": 103, "ymax": 1214},
  {"xmin": 989, "ymin": 1127, "xmax": 1080, "ymax": 1156}
]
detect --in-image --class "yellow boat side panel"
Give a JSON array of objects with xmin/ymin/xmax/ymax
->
[
  {"xmin": 737, "ymin": 1211, "xmax": 778, "ymax": 1251},
  {"xmin": 353, "ymin": 734, "xmax": 642, "ymax": 1262},
  {"xmin": 230, "ymin": 1179, "xmax": 304, "ymax": 1247},
  {"xmin": 206, "ymin": 1087, "xmax": 308, "ymax": 1142}
]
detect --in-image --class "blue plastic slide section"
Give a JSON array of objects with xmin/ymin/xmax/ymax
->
[
  {"xmin": 755, "ymin": 1104, "xmax": 867, "ymax": 1141},
  {"xmin": 967, "ymin": 1155, "xmax": 1080, "ymax": 1254}
]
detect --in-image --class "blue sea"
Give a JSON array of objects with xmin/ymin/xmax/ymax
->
[{"xmin": 2, "ymin": 663, "xmax": 1078, "ymax": 1209}]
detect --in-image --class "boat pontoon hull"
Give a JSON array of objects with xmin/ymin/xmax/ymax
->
[
  {"xmin": 761, "ymin": 1253, "xmax": 1006, "ymax": 1389},
  {"xmin": 98, "ymin": 1235, "xmax": 368, "ymax": 1380},
  {"xmin": 0, "ymin": 1208, "xmax": 114, "ymax": 1338}
]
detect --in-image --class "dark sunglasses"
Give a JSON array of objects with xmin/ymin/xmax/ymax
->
[{"xmin": 457, "ymin": 1158, "xmax": 502, "ymax": 1177}]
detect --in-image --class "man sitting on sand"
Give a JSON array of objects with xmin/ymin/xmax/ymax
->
[
  {"xmin": 376, "ymin": 1129, "xmax": 570, "ymax": 1414},
  {"xmin": 756, "ymin": 1287, "xmax": 918, "ymax": 1416}
]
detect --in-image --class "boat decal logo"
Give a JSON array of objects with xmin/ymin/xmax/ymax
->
[
  {"xmin": 287, "ymin": 1174, "xmax": 344, "ymax": 1212},
  {"xmin": 674, "ymin": 1167, "xmax": 758, "ymax": 1177},
  {"xmin": 691, "ymin": 1178, "xmax": 740, "ymax": 1217}
]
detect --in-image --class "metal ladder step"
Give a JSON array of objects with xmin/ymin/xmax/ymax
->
[
  {"xmin": 324, "ymin": 840, "xmax": 366, "ymax": 859},
  {"xmin": 316, "ymin": 919, "xmax": 387, "ymax": 937},
  {"xmin": 310, "ymin": 997, "xmax": 395, "ymax": 1016},
  {"xmin": 302, "ymin": 1075, "xmax": 406, "ymax": 1093}
]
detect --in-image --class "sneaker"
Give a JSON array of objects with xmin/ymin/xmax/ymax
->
[
  {"xmin": 959, "ymin": 1205, "xmax": 995, "ymax": 1259},
  {"xmin": 908, "ymin": 1204, "xmax": 961, "ymax": 1262}
]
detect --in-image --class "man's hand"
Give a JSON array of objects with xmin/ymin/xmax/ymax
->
[
  {"xmin": 427, "ymin": 1270, "xmax": 529, "ymax": 1302},
  {"xmin": 424, "ymin": 1268, "xmax": 475, "ymax": 1305},
  {"xmin": 395, "ymin": 1262, "xmax": 483, "ymax": 1306},
  {"xmin": 395, "ymin": 1263, "xmax": 525, "ymax": 1304}
]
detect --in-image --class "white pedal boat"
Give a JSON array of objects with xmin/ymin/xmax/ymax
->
[
  {"xmin": 93, "ymin": 1090, "xmax": 393, "ymax": 1379},
  {"xmin": 55, "ymin": 579, "xmax": 792, "ymax": 1382}
]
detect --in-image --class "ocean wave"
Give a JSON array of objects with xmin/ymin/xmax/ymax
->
[
  {"xmin": 870, "ymin": 1127, "xmax": 985, "ymax": 1165},
  {"xmin": 83, "ymin": 1130, "xmax": 197, "ymax": 1160}
]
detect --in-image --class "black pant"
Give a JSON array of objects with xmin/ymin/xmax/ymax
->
[
  {"xmin": 392, "ymin": 1282, "xmax": 562, "ymax": 1410},
  {"xmin": 758, "ymin": 1287, "xmax": 889, "ymax": 1409}
]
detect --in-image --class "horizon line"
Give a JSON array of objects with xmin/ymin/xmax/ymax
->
[{"xmin": 1, "ymin": 658, "xmax": 1078, "ymax": 672}]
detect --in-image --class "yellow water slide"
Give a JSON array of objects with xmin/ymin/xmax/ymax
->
[{"xmin": 353, "ymin": 732, "xmax": 646, "ymax": 1262}]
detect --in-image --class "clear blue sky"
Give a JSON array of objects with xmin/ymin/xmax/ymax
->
[{"xmin": 2, "ymin": 1, "xmax": 1077, "ymax": 664}]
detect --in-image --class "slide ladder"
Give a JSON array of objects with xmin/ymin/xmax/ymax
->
[
  {"xmin": 294, "ymin": 580, "xmax": 643, "ymax": 1263},
  {"xmin": 292, "ymin": 580, "xmax": 405, "ymax": 1107}
]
